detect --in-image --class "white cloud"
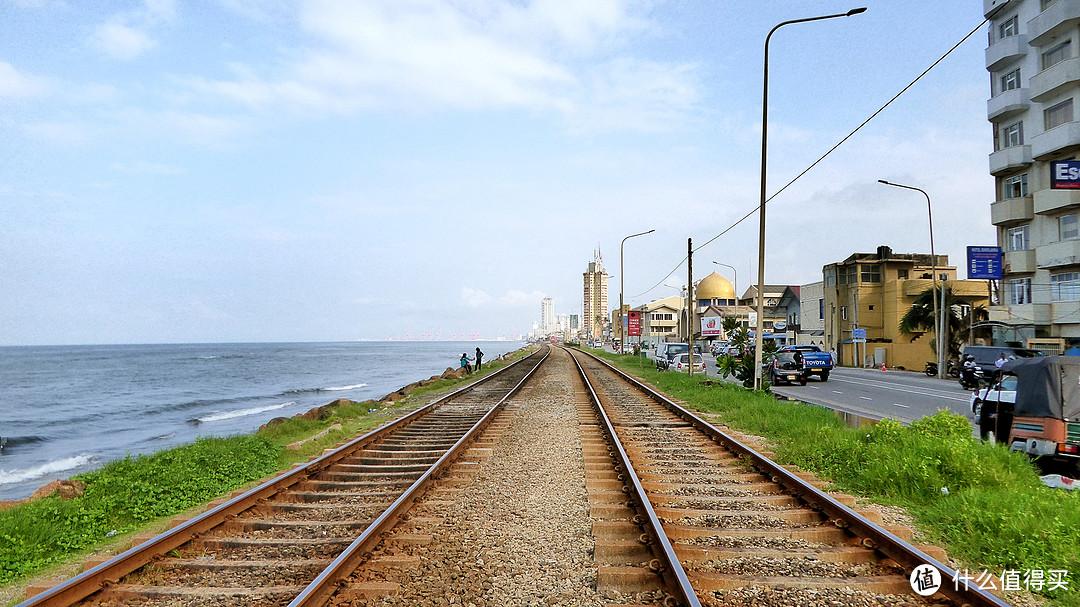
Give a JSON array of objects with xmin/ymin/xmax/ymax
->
[
  {"xmin": 461, "ymin": 287, "xmax": 494, "ymax": 308},
  {"xmin": 0, "ymin": 61, "xmax": 50, "ymax": 98},
  {"xmin": 186, "ymin": 0, "xmax": 699, "ymax": 132},
  {"xmin": 91, "ymin": 0, "xmax": 175, "ymax": 60}
]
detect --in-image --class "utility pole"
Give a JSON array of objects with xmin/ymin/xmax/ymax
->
[{"xmin": 687, "ymin": 238, "xmax": 694, "ymax": 377}]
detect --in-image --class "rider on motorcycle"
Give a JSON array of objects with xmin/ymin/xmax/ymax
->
[{"xmin": 960, "ymin": 355, "xmax": 982, "ymax": 389}]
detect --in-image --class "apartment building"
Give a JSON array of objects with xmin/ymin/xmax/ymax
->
[{"xmin": 985, "ymin": 0, "xmax": 1080, "ymax": 347}]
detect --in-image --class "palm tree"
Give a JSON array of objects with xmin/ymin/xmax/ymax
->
[{"xmin": 899, "ymin": 286, "xmax": 988, "ymax": 361}]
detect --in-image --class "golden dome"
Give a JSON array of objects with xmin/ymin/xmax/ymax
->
[{"xmin": 697, "ymin": 271, "xmax": 735, "ymax": 300}]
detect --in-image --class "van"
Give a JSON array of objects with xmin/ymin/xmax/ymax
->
[{"xmin": 962, "ymin": 345, "xmax": 1046, "ymax": 374}]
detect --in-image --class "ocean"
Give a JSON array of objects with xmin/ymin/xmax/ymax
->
[{"xmin": 0, "ymin": 341, "xmax": 522, "ymax": 502}]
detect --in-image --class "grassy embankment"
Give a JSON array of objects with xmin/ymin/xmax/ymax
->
[
  {"xmin": 596, "ymin": 348, "xmax": 1080, "ymax": 606},
  {"xmin": 0, "ymin": 347, "xmax": 533, "ymax": 596}
]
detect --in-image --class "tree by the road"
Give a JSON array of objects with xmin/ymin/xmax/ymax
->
[{"xmin": 898, "ymin": 286, "xmax": 987, "ymax": 361}]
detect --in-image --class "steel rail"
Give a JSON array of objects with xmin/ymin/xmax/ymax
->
[
  {"xmin": 288, "ymin": 345, "xmax": 550, "ymax": 607},
  {"xmin": 576, "ymin": 348, "xmax": 1010, "ymax": 607},
  {"xmin": 17, "ymin": 346, "xmax": 546, "ymax": 607},
  {"xmin": 567, "ymin": 348, "xmax": 702, "ymax": 607}
]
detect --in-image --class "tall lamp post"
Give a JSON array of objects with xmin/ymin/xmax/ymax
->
[
  {"xmin": 754, "ymin": 7, "xmax": 867, "ymax": 390},
  {"xmin": 621, "ymin": 229, "xmax": 655, "ymax": 355},
  {"xmin": 878, "ymin": 179, "xmax": 941, "ymax": 378},
  {"xmin": 712, "ymin": 262, "xmax": 738, "ymax": 307}
]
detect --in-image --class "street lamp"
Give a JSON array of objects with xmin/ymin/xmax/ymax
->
[
  {"xmin": 878, "ymin": 179, "xmax": 941, "ymax": 378},
  {"xmin": 621, "ymin": 229, "xmax": 655, "ymax": 355},
  {"xmin": 711, "ymin": 262, "xmax": 738, "ymax": 307},
  {"xmin": 754, "ymin": 7, "xmax": 867, "ymax": 390}
]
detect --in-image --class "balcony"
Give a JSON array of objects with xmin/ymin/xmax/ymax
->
[
  {"xmin": 987, "ymin": 34, "xmax": 1028, "ymax": 71},
  {"xmin": 1030, "ymin": 56, "xmax": 1080, "ymax": 102},
  {"xmin": 1051, "ymin": 300, "xmax": 1080, "ymax": 323},
  {"xmin": 1028, "ymin": 0, "xmax": 1080, "ymax": 46},
  {"xmin": 990, "ymin": 303, "xmax": 1051, "ymax": 325},
  {"xmin": 992, "ymin": 195, "xmax": 1035, "ymax": 225},
  {"xmin": 985, "ymin": 0, "xmax": 1014, "ymax": 18},
  {"xmin": 1035, "ymin": 187, "xmax": 1080, "ymax": 214},
  {"xmin": 1031, "ymin": 121, "xmax": 1080, "ymax": 159},
  {"xmin": 1038, "ymin": 239, "xmax": 1080, "ymax": 268},
  {"xmin": 988, "ymin": 87, "xmax": 1030, "ymax": 121},
  {"xmin": 1005, "ymin": 249, "xmax": 1038, "ymax": 274},
  {"xmin": 989, "ymin": 144, "xmax": 1033, "ymax": 175}
]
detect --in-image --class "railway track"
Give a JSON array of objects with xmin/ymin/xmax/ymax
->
[
  {"xmin": 18, "ymin": 346, "xmax": 549, "ymax": 607},
  {"xmin": 567, "ymin": 347, "xmax": 1011, "ymax": 607}
]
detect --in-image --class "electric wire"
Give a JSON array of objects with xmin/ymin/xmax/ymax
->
[{"xmin": 630, "ymin": 17, "xmax": 990, "ymax": 302}]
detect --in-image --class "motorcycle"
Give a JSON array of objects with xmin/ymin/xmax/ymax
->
[
  {"xmin": 959, "ymin": 365, "xmax": 985, "ymax": 390},
  {"xmin": 924, "ymin": 360, "xmax": 961, "ymax": 378}
]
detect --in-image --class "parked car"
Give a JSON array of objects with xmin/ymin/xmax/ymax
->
[
  {"xmin": 778, "ymin": 344, "xmax": 832, "ymax": 381},
  {"xmin": 766, "ymin": 352, "xmax": 807, "ymax": 386},
  {"xmin": 961, "ymin": 345, "xmax": 1045, "ymax": 375},
  {"xmin": 656, "ymin": 343, "xmax": 694, "ymax": 370},
  {"xmin": 973, "ymin": 356, "xmax": 1080, "ymax": 471},
  {"xmin": 673, "ymin": 353, "xmax": 706, "ymax": 373}
]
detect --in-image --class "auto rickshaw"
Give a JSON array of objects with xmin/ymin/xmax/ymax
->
[{"xmin": 976, "ymin": 356, "xmax": 1080, "ymax": 471}]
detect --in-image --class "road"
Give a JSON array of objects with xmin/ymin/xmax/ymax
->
[
  {"xmin": 767, "ymin": 366, "xmax": 974, "ymax": 425},
  {"xmin": 628, "ymin": 348, "xmax": 974, "ymax": 425}
]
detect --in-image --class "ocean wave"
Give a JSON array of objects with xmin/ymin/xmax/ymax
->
[
  {"xmin": 324, "ymin": 383, "xmax": 368, "ymax": 392},
  {"xmin": 0, "ymin": 435, "xmax": 48, "ymax": 450},
  {"xmin": 191, "ymin": 401, "xmax": 295, "ymax": 424},
  {"xmin": 0, "ymin": 454, "xmax": 95, "ymax": 484},
  {"xmin": 284, "ymin": 383, "xmax": 368, "ymax": 395}
]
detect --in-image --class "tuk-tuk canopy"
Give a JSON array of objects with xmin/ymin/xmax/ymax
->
[{"xmin": 1001, "ymin": 356, "xmax": 1080, "ymax": 421}]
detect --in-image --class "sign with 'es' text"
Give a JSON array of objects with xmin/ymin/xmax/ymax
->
[{"xmin": 1052, "ymin": 161, "xmax": 1080, "ymax": 189}]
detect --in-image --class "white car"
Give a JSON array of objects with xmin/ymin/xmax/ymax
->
[
  {"xmin": 970, "ymin": 375, "xmax": 1017, "ymax": 437},
  {"xmin": 673, "ymin": 353, "xmax": 706, "ymax": 373}
]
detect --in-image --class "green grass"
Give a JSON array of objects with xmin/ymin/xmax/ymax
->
[
  {"xmin": 0, "ymin": 346, "xmax": 534, "ymax": 591},
  {"xmin": 598, "ymin": 350, "xmax": 1080, "ymax": 606}
]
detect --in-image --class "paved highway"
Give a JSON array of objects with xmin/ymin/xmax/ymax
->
[
  {"xmin": 768, "ymin": 366, "xmax": 975, "ymax": 425},
  {"xmin": 613, "ymin": 347, "xmax": 976, "ymax": 425}
]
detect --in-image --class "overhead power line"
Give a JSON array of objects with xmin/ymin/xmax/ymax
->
[{"xmin": 631, "ymin": 16, "xmax": 990, "ymax": 301}]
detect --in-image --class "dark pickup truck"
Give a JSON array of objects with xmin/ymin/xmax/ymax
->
[{"xmin": 779, "ymin": 345, "xmax": 832, "ymax": 381}]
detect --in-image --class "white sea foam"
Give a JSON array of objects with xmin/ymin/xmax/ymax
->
[
  {"xmin": 325, "ymin": 383, "xmax": 367, "ymax": 391},
  {"xmin": 196, "ymin": 401, "xmax": 295, "ymax": 423},
  {"xmin": 0, "ymin": 454, "xmax": 94, "ymax": 484}
]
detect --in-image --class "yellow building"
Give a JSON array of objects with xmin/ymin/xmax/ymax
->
[{"xmin": 823, "ymin": 247, "xmax": 991, "ymax": 370}]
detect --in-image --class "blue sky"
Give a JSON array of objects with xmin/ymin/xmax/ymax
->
[{"xmin": 1, "ymin": 1, "xmax": 997, "ymax": 345}]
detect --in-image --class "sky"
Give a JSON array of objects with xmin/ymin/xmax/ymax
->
[{"xmin": 0, "ymin": 1, "xmax": 999, "ymax": 345}]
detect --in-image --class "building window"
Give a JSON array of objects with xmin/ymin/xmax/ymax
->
[
  {"xmin": 819, "ymin": 298, "xmax": 824, "ymax": 319},
  {"xmin": 1061, "ymin": 214, "xmax": 1079, "ymax": 240},
  {"xmin": 1051, "ymin": 272, "xmax": 1080, "ymax": 301},
  {"xmin": 1046, "ymin": 99, "xmax": 1074, "ymax": 130},
  {"xmin": 1002, "ymin": 173, "xmax": 1028, "ymax": 199},
  {"xmin": 1003, "ymin": 121, "xmax": 1024, "ymax": 148},
  {"xmin": 838, "ymin": 266, "xmax": 857, "ymax": 285},
  {"xmin": 1010, "ymin": 278, "xmax": 1032, "ymax": 305},
  {"xmin": 824, "ymin": 267, "xmax": 836, "ymax": 286},
  {"xmin": 1043, "ymin": 40, "xmax": 1070, "ymax": 70},
  {"xmin": 1000, "ymin": 15, "xmax": 1019, "ymax": 40},
  {"xmin": 841, "ymin": 306, "xmax": 848, "ymax": 321},
  {"xmin": 1000, "ymin": 68, "xmax": 1021, "ymax": 93},
  {"xmin": 1008, "ymin": 225, "xmax": 1030, "ymax": 251},
  {"xmin": 860, "ymin": 264, "xmax": 881, "ymax": 283},
  {"xmin": 898, "ymin": 269, "xmax": 909, "ymax": 279}
]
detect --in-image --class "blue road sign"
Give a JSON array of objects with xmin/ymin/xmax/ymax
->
[{"xmin": 967, "ymin": 246, "xmax": 1002, "ymax": 280}]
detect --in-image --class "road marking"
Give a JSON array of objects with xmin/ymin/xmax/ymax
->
[
  {"xmin": 860, "ymin": 396, "xmax": 873, "ymax": 401},
  {"xmin": 894, "ymin": 403, "xmax": 910, "ymax": 408},
  {"xmin": 829, "ymin": 376, "xmax": 969, "ymax": 402},
  {"xmin": 832, "ymin": 390, "xmax": 843, "ymax": 394}
]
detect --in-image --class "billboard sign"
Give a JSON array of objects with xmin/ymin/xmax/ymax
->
[
  {"xmin": 1052, "ymin": 161, "xmax": 1080, "ymax": 189},
  {"xmin": 627, "ymin": 311, "xmax": 642, "ymax": 336},
  {"xmin": 701, "ymin": 316, "xmax": 721, "ymax": 337},
  {"xmin": 967, "ymin": 246, "xmax": 1003, "ymax": 280}
]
